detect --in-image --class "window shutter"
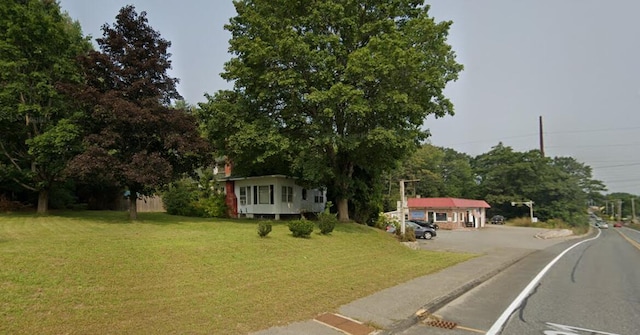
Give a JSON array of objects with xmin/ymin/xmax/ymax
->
[
  {"xmin": 253, "ymin": 186, "xmax": 257, "ymax": 204},
  {"xmin": 270, "ymin": 185, "xmax": 274, "ymax": 204}
]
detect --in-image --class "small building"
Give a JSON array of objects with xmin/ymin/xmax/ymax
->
[
  {"xmin": 407, "ymin": 197, "xmax": 491, "ymax": 229},
  {"xmin": 224, "ymin": 175, "xmax": 326, "ymax": 220}
]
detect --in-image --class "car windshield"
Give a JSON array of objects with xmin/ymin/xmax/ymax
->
[{"xmin": 406, "ymin": 221, "xmax": 421, "ymax": 229}]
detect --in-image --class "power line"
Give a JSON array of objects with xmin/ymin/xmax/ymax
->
[
  {"xmin": 544, "ymin": 126, "xmax": 640, "ymax": 135},
  {"xmin": 592, "ymin": 162, "xmax": 640, "ymax": 169},
  {"xmin": 547, "ymin": 143, "xmax": 640, "ymax": 149}
]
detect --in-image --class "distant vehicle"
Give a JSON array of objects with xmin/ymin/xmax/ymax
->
[
  {"xmin": 409, "ymin": 219, "xmax": 439, "ymax": 230},
  {"xmin": 614, "ymin": 222, "xmax": 622, "ymax": 228},
  {"xmin": 595, "ymin": 222, "xmax": 609, "ymax": 229},
  {"xmin": 386, "ymin": 221, "xmax": 437, "ymax": 240},
  {"xmin": 491, "ymin": 215, "xmax": 505, "ymax": 224}
]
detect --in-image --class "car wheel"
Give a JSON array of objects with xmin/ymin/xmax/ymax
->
[{"xmin": 423, "ymin": 232, "xmax": 433, "ymax": 240}]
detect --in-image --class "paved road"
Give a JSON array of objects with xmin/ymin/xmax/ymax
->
[
  {"xmin": 499, "ymin": 227, "xmax": 640, "ymax": 335},
  {"xmin": 416, "ymin": 225, "xmax": 575, "ymax": 254},
  {"xmin": 402, "ymin": 227, "xmax": 640, "ymax": 335}
]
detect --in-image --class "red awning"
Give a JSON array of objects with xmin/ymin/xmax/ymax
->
[{"xmin": 407, "ymin": 197, "xmax": 490, "ymax": 209}]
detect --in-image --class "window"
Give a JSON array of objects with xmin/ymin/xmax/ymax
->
[
  {"xmin": 302, "ymin": 189, "xmax": 307, "ymax": 200},
  {"xmin": 314, "ymin": 193, "xmax": 324, "ymax": 203},
  {"xmin": 239, "ymin": 186, "xmax": 251, "ymax": 205},
  {"xmin": 281, "ymin": 186, "xmax": 293, "ymax": 203},
  {"xmin": 435, "ymin": 212, "xmax": 447, "ymax": 222},
  {"xmin": 258, "ymin": 186, "xmax": 271, "ymax": 204},
  {"xmin": 239, "ymin": 187, "xmax": 246, "ymax": 205}
]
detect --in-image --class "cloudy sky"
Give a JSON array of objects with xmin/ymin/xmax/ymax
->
[{"xmin": 59, "ymin": 0, "xmax": 640, "ymax": 195}]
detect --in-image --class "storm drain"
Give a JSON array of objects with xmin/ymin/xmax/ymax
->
[
  {"xmin": 424, "ymin": 319, "xmax": 457, "ymax": 329},
  {"xmin": 416, "ymin": 309, "xmax": 457, "ymax": 330}
]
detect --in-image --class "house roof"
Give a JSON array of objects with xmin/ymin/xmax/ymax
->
[
  {"xmin": 408, "ymin": 197, "xmax": 491, "ymax": 209},
  {"xmin": 226, "ymin": 174, "xmax": 295, "ymax": 181}
]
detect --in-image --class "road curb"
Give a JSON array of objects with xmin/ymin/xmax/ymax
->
[{"xmin": 379, "ymin": 250, "xmax": 537, "ymax": 335}]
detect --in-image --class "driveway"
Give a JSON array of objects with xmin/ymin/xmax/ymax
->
[{"xmin": 418, "ymin": 225, "xmax": 579, "ymax": 254}]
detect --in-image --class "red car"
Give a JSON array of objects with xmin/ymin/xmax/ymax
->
[{"xmin": 614, "ymin": 222, "xmax": 622, "ymax": 228}]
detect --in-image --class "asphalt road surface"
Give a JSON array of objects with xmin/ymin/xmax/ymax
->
[{"xmin": 402, "ymin": 227, "xmax": 640, "ymax": 335}]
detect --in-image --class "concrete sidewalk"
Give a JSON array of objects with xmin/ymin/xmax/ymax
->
[{"xmin": 251, "ymin": 226, "xmax": 579, "ymax": 335}]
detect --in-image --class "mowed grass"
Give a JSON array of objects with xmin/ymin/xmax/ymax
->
[{"xmin": 0, "ymin": 211, "xmax": 475, "ymax": 334}]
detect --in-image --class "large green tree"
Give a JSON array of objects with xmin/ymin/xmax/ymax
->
[
  {"xmin": 0, "ymin": 0, "xmax": 91, "ymax": 213},
  {"xmin": 383, "ymin": 144, "xmax": 476, "ymax": 203},
  {"xmin": 472, "ymin": 143, "xmax": 598, "ymax": 224},
  {"xmin": 69, "ymin": 6, "xmax": 210, "ymax": 220},
  {"xmin": 208, "ymin": 0, "xmax": 463, "ymax": 221}
]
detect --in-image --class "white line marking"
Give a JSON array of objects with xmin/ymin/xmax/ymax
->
[
  {"xmin": 544, "ymin": 322, "xmax": 621, "ymax": 335},
  {"xmin": 485, "ymin": 229, "xmax": 601, "ymax": 335}
]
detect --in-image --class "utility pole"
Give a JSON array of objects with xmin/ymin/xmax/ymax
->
[
  {"xmin": 399, "ymin": 179, "xmax": 420, "ymax": 235},
  {"xmin": 632, "ymin": 197, "xmax": 636, "ymax": 223},
  {"xmin": 617, "ymin": 199, "xmax": 622, "ymax": 222},
  {"xmin": 539, "ymin": 116, "xmax": 545, "ymax": 157}
]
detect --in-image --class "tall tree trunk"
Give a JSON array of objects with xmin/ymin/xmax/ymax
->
[
  {"xmin": 337, "ymin": 198, "xmax": 349, "ymax": 222},
  {"xmin": 37, "ymin": 189, "xmax": 48, "ymax": 214},
  {"xmin": 128, "ymin": 194, "xmax": 138, "ymax": 220}
]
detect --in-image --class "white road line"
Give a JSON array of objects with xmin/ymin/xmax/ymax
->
[{"xmin": 485, "ymin": 229, "xmax": 602, "ymax": 335}]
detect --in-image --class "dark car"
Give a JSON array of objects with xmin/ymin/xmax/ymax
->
[
  {"xmin": 491, "ymin": 215, "xmax": 505, "ymax": 224},
  {"xmin": 386, "ymin": 221, "xmax": 437, "ymax": 240},
  {"xmin": 409, "ymin": 219, "xmax": 439, "ymax": 230}
]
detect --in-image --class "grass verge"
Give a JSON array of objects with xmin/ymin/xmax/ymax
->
[{"xmin": 0, "ymin": 211, "xmax": 474, "ymax": 334}]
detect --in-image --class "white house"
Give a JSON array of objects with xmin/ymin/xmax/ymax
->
[{"xmin": 224, "ymin": 175, "xmax": 326, "ymax": 220}]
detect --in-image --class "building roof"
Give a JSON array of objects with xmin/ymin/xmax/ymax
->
[
  {"xmin": 225, "ymin": 174, "xmax": 294, "ymax": 181},
  {"xmin": 408, "ymin": 197, "xmax": 491, "ymax": 209}
]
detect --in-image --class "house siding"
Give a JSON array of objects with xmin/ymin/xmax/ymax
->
[{"xmin": 230, "ymin": 176, "xmax": 325, "ymax": 219}]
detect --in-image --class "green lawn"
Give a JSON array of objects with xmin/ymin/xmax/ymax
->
[{"xmin": 0, "ymin": 211, "xmax": 475, "ymax": 334}]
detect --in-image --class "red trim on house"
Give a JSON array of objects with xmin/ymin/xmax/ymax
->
[
  {"xmin": 225, "ymin": 180, "xmax": 238, "ymax": 218},
  {"xmin": 407, "ymin": 197, "xmax": 490, "ymax": 209}
]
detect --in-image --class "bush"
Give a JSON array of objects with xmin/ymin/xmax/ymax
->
[
  {"xmin": 257, "ymin": 221, "xmax": 272, "ymax": 237},
  {"xmin": 162, "ymin": 180, "xmax": 199, "ymax": 216},
  {"xmin": 374, "ymin": 213, "xmax": 397, "ymax": 230},
  {"xmin": 398, "ymin": 227, "xmax": 416, "ymax": 242},
  {"xmin": 48, "ymin": 182, "xmax": 78, "ymax": 209},
  {"xmin": 194, "ymin": 193, "xmax": 228, "ymax": 218},
  {"xmin": 163, "ymin": 178, "xmax": 228, "ymax": 218},
  {"xmin": 317, "ymin": 201, "xmax": 337, "ymax": 234},
  {"xmin": 318, "ymin": 215, "xmax": 337, "ymax": 235},
  {"xmin": 288, "ymin": 219, "xmax": 314, "ymax": 238}
]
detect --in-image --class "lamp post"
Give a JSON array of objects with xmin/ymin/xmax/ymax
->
[{"xmin": 511, "ymin": 201, "xmax": 534, "ymax": 222}]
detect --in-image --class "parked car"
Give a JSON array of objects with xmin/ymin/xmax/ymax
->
[
  {"xmin": 409, "ymin": 219, "xmax": 439, "ymax": 230},
  {"xmin": 386, "ymin": 221, "xmax": 437, "ymax": 240},
  {"xmin": 491, "ymin": 215, "xmax": 505, "ymax": 224}
]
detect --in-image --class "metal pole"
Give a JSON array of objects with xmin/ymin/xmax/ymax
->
[
  {"xmin": 632, "ymin": 198, "xmax": 636, "ymax": 223},
  {"xmin": 400, "ymin": 180, "xmax": 405, "ymax": 235},
  {"xmin": 529, "ymin": 201, "xmax": 534, "ymax": 222}
]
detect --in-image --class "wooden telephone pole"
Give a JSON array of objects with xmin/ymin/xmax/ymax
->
[{"xmin": 539, "ymin": 116, "xmax": 545, "ymax": 157}]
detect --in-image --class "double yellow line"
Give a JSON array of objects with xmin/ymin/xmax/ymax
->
[{"xmin": 616, "ymin": 229, "xmax": 640, "ymax": 251}]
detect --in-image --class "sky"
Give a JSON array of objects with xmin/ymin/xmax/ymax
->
[{"xmin": 58, "ymin": 0, "xmax": 640, "ymax": 196}]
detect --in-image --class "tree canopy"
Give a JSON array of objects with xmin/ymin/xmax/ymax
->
[
  {"xmin": 0, "ymin": 0, "xmax": 91, "ymax": 213},
  {"xmin": 471, "ymin": 143, "xmax": 599, "ymax": 223},
  {"xmin": 204, "ymin": 0, "xmax": 463, "ymax": 221},
  {"xmin": 69, "ymin": 6, "xmax": 210, "ymax": 219}
]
